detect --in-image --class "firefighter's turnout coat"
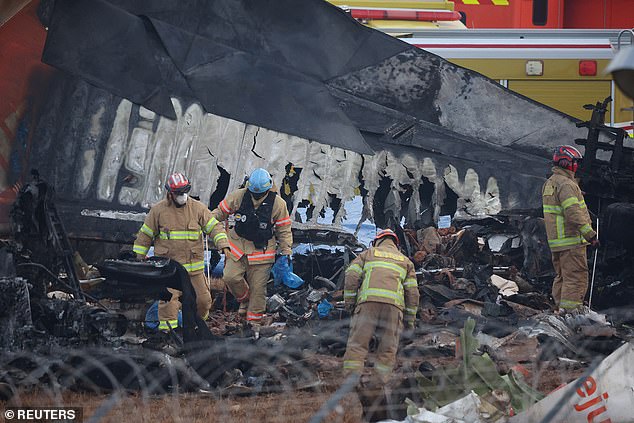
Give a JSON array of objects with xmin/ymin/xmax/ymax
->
[
  {"xmin": 211, "ymin": 188, "xmax": 292, "ymax": 264},
  {"xmin": 344, "ymin": 239, "xmax": 419, "ymax": 318},
  {"xmin": 542, "ymin": 167, "xmax": 596, "ymax": 251},
  {"xmin": 133, "ymin": 197, "xmax": 230, "ymax": 273}
]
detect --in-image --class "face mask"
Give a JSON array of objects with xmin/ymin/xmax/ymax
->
[
  {"xmin": 174, "ymin": 193, "xmax": 188, "ymax": 206},
  {"xmin": 251, "ymin": 191, "xmax": 267, "ymax": 200}
]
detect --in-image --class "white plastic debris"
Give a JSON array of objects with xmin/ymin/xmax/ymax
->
[
  {"xmin": 487, "ymin": 234, "xmax": 515, "ymax": 253},
  {"xmin": 434, "ymin": 392, "xmax": 486, "ymax": 422},
  {"xmin": 475, "ymin": 331, "xmax": 505, "ymax": 350},
  {"xmin": 410, "ymin": 409, "xmax": 464, "ymax": 423},
  {"xmin": 378, "ymin": 409, "xmax": 465, "ymax": 423},
  {"xmin": 381, "ymin": 392, "xmax": 491, "ymax": 423},
  {"xmin": 489, "ymin": 275, "xmax": 519, "ymax": 297},
  {"xmin": 510, "ymin": 342, "xmax": 634, "ymax": 423},
  {"xmin": 438, "ymin": 215, "xmax": 452, "ymax": 229},
  {"xmin": 46, "ymin": 291, "xmax": 74, "ymax": 300}
]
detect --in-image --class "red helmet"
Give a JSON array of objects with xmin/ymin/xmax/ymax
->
[
  {"xmin": 553, "ymin": 145, "xmax": 582, "ymax": 172},
  {"xmin": 165, "ymin": 172, "xmax": 191, "ymax": 194},
  {"xmin": 373, "ymin": 229, "xmax": 399, "ymax": 247}
]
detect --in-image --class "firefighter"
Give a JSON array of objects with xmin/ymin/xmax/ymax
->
[
  {"xmin": 342, "ymin": 229, "xmax": 419, "ymax": 383},
  {"xmin": 543, "ymin": 145, "xmax": 599, "ymax": 312},
  {"xmin": 211, "ymin": 168, "xmax": 292, "ymax": 331},
  {"xmin": 133, "ymin": 172, "xmax": 229, "ymax": 331}
]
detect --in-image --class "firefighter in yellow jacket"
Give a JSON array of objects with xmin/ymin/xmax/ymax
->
[
  {"xmin": 211, "ymin": 168, "xmax": 293, "ymax": 329},
  {"xmin": 543, "ymin": 145, "xmax": 599, "ymax": 312},
  {"xmin": 133, "ymin": 172, "xmax": 229, "ymax": 330},
  {"xmin": 343, "ymin": 229, "xmax": 419, "ymax": 382}
]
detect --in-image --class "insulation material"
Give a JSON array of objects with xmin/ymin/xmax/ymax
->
[
  {"xmin": 88, "ymin": 98, "xmax": 510, "ymax": 230},
  {"xmin": 97, "ymin": 99, "xmax": 132, "ymax": 202}
]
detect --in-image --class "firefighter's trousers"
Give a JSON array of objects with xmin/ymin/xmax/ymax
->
[
  {"xmin": 158, "ymin": 272, "xmax": 212, "ymax": 328},
  {"xmin": 343, "ymin": 302, "xmax": 403, "ymax": 383},
  {"xmin": 223, "ymin": 255, "xmax": 272, "ymax": 323},
  {"xmin": 551, "ymin": 245, "xmax": 588, "ymax": 311}
]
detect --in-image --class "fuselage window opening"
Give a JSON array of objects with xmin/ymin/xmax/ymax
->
[{"xmin": 532, "ymin": 0, "xmax": 548, "ymax": 26}]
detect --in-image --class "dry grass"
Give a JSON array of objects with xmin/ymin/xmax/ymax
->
[
  {"xmin": 2, "ymin": 365, "xmax": 363, "ymax": 423},
  {"xmin": 3, "ymin": 389, "xmax": 363, "ymax": 423}
]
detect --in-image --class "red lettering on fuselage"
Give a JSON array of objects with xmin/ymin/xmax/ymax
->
[{"xmin": 573, "ymin": 377, "xmax": 611, "ymax": 423}]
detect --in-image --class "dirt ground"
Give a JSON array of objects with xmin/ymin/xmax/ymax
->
[
  {"xmin": 3, "ymin": 390, "xmax": 364, "ymax": 423},
  {"xmin": 2, "ymin": 368, "xmax": 363, "ymax": 423},
  {"xmin": 1, "ymin": 342, "xmax": 589, "ymax": 423}
]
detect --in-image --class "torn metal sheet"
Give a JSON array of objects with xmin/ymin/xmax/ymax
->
[
  {"xmin": 0, "ymin": 277, "xmax": 32, "ymax": 349},
  {"xmin": 40, "ymin": 0, "xmax": 595, "ymax": 159},
  {"xmin": 511, "ymin": 342, "xmax": 634, "ymax": 423}
]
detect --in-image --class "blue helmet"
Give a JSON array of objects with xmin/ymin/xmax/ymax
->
[{"xmin": 247, "ymin": 168, "xmax": 273, "ymax": 194}]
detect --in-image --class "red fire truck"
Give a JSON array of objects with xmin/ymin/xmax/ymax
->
[{"xmin": 452, "ymin": 0, "xmax": 634, "ymax": 30}]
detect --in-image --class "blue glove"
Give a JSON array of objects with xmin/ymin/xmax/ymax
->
[
  {"xmin": 272, "ymin": 255, "xmax": 304, "ymax": 288},
  {"xmin": 317, "ymin": 299, "xmax": 333, "ymax": 319}
]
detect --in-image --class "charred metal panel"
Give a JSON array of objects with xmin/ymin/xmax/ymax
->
[
  {"xmin": 39, "ymin": 0, "xmax": 591, "ymax": 158},
  {"xmin": 21, "ymin": 0, "xmax": 614, "ymax": 242},
  {"xmin": 27, "ymin": 86, "xmax": 551, "ymax": 243},
  {"xmin": 0, "ymin": 277, "xmax": 32, "ymax": 349}
]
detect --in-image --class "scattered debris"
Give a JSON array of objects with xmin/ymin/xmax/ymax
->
[{"xmin": 3, "ymin": 171, "xmax": 634, "ymax": 423}]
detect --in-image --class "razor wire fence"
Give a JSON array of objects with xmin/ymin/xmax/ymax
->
[{"xmin": 1, "ymin": 311, "xmax": 630, "ymax": 423}]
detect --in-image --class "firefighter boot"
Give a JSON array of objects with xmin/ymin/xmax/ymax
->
[
  {"xmin": 238, "ymin": 301, "xmax": 248, "ymax": 318},
  {"xmin": 250, "ymin": 322, "xmax": 261, "ymax": 340}
]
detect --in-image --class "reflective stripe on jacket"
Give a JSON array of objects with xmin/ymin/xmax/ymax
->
[
  {"xmin": 133, "ymin": 197, "xmax": 229, "ymax": 274},
  {"xmin": 211, "ymin": 188, "xmax": 293, "ymax": 265},
  {"xmin": 344, "ymin": 238, "xmax": 419, "ymax": 315},
  {"xmin": 542, "ymin": 167, "xmax": 596, "ymax": 252}
]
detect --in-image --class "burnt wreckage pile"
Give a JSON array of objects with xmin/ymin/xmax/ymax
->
[{"xmin": 3, "ymin": 110, "xmax": 634, "ymax": 419}]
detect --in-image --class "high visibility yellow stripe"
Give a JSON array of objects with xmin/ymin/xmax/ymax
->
[
  {"xmin": 357, "ymin": 260, "xmax": 406, "ymax": 306},
  {"xmin": 213, "ymin": 233, "xmax": 228, "ymax": 244},
  {"xmin": 374, "ymin": 250, "xmax": 405, "ymax": 261},
  {"xmin": 363, "ymin": 261, "xmax": 406, "ymax": 280},
  {"xmin": 556, "ymin": 215, "xmax": 565, "ymax": 239},
  {"xmin": 548, "ymin": 236, "xmax": 585, "ymax": 248},
  {"xmin": 562, "ymin": 196, "xmax": 580, "ymax": 210},
  {"xmin": 403, "ymin": 278, "xmax": 417, "ymax": 288},
  {"xmin": 204, "ymin": 217, "xmax": 219, "ymax": 233},
  {"xmin": 543, "ymin": 205, "xmax": 562, "ymax": 214},
  {"xmin": 560, "ymin": 299, "xmax": 582, "ymax": 309},
  {"xmin": 140, "ymin": 224, "xmax": 155, "ymax": 237},
  {"xmin": 346, "ymin": 263, "xmax": 363, "ymax": 275},
  {"xmin": 462, "ymin": 0, "xmax": 480, "ymax": 4},
  {"xmin": 580, "ymin": 224, "xmax": 593, "ymax": 235},
  {"xmin": 375, "ymin": 363, "xmax": 392, "ymax": 373},
  {"xmin": 183, "ymin": 261, "xmax": 205, "ymax": 272},
  {"xmin": 158, "ymin": 319, "xmax": 179, "ymax": 330},
  {"xmin": 158, "ymin": 230, "xmax": 202, "ymax": 240},
  {"xmin": 405, "ymin": 307, "xmax": 417, "ymax": 315},
  {"xmin": 343, "ymin": 360, "xmax": 363, "ymax": 370},
  {"xmin": 491, "ymin": 0, "xmax": 509, "ymax": 5},
  {"xmin": 359, "ymin": 287, "xmax": 405, "ymax": 306},
  {"xmin": 344, "ymin": 290, "xmax": 357, "ymax": 298},
  {"xmin": 133, "ymin": 244, "xmax": 149, "ymax": 255}
]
